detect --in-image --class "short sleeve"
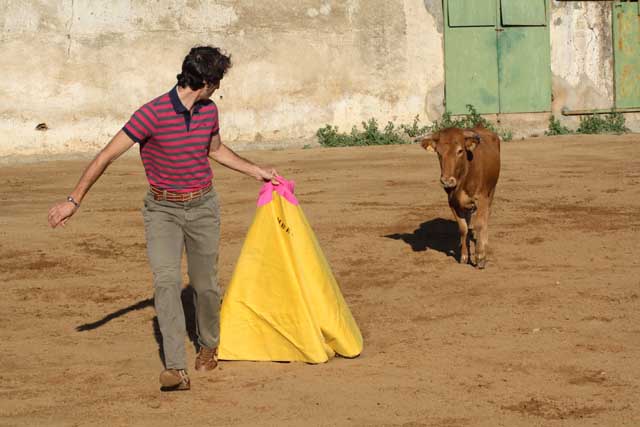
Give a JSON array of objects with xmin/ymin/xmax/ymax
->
[
  {"xmin": 122, "ymin": 104, "xmax": 156, "ymax": 143},
  {"xmin": 211, "ymin": 103, "xmax": 220, "ymax": 137}
]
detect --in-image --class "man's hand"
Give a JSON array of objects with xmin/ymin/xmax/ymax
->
[
  {"xmin": 47, "ymin": 130, "xmax": 135, "ymax": 230},
  {"xmin": 48, "ymin": 201, "xmax": 78, "ymax": 228},
  {"xmin": 258, "ymin": 167, "xmax": 280, "ymax": 185}
]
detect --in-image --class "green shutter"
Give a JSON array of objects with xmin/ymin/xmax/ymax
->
[
  {"xmin": 498, "ymin": 27, "xmax": 551, "ymax": 113},
  {"xmin": 448, "ymin": 0, "xmax": 496, "ymax": 27},
  {"xmin": 501, "ymin": 0, "xmax": 546, "ymax": 26},
  {"xmin": 444, "ymin": 0, "xmax": 551, "ymax": 114},
  {"xmin": 613, "ymin": 1, "xmax": 640, "ymax": 108},
  {"xmin": 445, "ymin": 27, "xmax": 500, "ymax": 114}
]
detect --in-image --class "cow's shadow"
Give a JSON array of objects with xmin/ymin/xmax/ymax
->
[{"xmin": 385, "ymin": 217, "xmax": 461, "ymax": 260}]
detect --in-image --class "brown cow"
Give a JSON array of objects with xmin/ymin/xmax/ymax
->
[{"xmin": 418, "ymin": 126, "xmax": 500, "ymax": 268}]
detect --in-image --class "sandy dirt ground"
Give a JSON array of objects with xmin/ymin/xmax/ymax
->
[{"xmin": 1, "ymin": 134, "xmax": 639, "ymax": 426}]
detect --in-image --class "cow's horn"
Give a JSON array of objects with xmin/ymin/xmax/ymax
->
[
  {"xmin": 414, "ymin": 134, "xmax": 431, "ymax": 143},
  {"xmin": 414, "ymin": 133, "xmax": 440, "ymax": 143}
]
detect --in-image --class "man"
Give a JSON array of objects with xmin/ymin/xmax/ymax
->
[{"xmin": 48, "ymin": 46, "xmax": 278, "ymax": 391}]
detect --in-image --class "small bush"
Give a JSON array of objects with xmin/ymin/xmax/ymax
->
[
  {"xmin": 316, "ymin": 119, "xmax": 409, "ymax": 147},
  {"xmin": 545, "ymin": 115, "xmax": 572, "ymax": 136},
  {"xmin": 576, "ymin": 113, "xmax": 629, "ymax": 134},
  {"xmin": 545, "ymin": 113, "xmax": 631, "ymax": 136},
  {"xmin": 316, "ymin": 105, "xmax": 513, "ymax": 147},
  {"xmin": 399, "ymin": 115, "xmax": 431, "ymax": 138},
  {"xmin": 464, "ymin": 104, "xmax": 496, "ymax": 130},
  {"xmin": 316, "ymin": 125, "xmax": 353, "ymax": 147},
  {"xmin": 498, "ymin": 129, "xmax": 513, "ymax": 142},
  {"xmin": 421, "ymin": 105, "xmax": 512, "ymax": 141}
]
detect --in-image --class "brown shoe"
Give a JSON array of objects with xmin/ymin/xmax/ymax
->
[
  {"xmin": 195, "ymin": 346, "xmax": 218, "ymax": 371},
  {"xmin": 159, "ymin": 369, "xmax": 190, "ymax": 391}
]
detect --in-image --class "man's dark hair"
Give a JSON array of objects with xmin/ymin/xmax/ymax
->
[{"xmin": 176, "ymin": 46, "xmax": 232, "ymax": 90}]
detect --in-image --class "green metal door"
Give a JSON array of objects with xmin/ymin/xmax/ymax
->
[
  {"xmin": 444, "ymin": 0, "xmax": 500, "ymax": 114},
  {"xmin": 498, "ymin": 0, "xmax": 551, "ymax": 113},
  {"xmin": 443, "ymin": 0, "xmax": 551, "ymax": 114},
  {"xmin": 613, "ymin": 0, "xmax": 640, "ymax": 108}
]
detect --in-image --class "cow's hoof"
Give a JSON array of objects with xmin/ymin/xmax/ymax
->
[
  {"xmin": 460, "ymin": 255, "xmax": 468, "ymax": 264},
  {"xmin": 476, "ymin": 258, "xmax": 487, "ymax": 269}
]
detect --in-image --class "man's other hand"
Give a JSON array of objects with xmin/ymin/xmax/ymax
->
[{"xmin": 48, "ymin": 201, "xmax": 77, "ymax": 228}]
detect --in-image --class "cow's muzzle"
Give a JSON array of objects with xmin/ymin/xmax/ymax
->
[{"xmin": 440, "ymin": 176, "xmax": 457, "ymax": 189}]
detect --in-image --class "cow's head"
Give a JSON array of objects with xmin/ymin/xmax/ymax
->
[{"xmin": 417, "ymin": 128, "xmax": 481, "ymax": 190}]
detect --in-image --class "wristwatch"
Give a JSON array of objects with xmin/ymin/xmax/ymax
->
[{"xmin": 66, "ymin": 195, "xmax": 80, "ymax": 208}]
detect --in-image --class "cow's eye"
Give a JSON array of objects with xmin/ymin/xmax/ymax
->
[{"xmin": 456, "ymin": 148, "xmax": 464, "ymax": 156}]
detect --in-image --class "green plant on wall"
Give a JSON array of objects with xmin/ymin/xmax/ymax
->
[
  {"xmin": 398, "ymin": 115, "xmax": 431, "ymax": 138},
  {"xmin": 316, "ymin": 105, "xmax": 514, "ymax": 148},
  {"xmin": 544, "ymin": 113, "xmax": 630, "ymax": 136},
  {"xmin": 576, "ymin": 113, "xmax": 629, "ymax": 134},
  {"xmin": 316, "ymin": 119, "xmax": 409, "ymax": 147},
  {"xmin": 429, "ymin": 105, "xmax": 513, "ymax": 141},
  {"xmin": 545, "ymin": 115, "xmax": 572, "ymax": 136}
]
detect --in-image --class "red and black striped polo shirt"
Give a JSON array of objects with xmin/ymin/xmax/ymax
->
[{"xmin": 122, "ymin": 86, "xmax": 219, "ymax": 192}]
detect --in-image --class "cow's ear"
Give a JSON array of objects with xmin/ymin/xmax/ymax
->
[
  {"xmin": 417, "ymin": 133, "xmax": 439, "ymax": 152},
  {"xmin": 463, "ymin": 130, "xmax": 481, "ymax": 152}
]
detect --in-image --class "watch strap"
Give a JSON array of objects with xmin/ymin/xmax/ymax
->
[{"xmin": 66, "ymin": 195, "xmax": 80, "ymax": 208}]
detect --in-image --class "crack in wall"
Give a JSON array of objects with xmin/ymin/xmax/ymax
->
[{"xmin": 66, "ymin": 0, "xmax": 75, "ymax": 57}]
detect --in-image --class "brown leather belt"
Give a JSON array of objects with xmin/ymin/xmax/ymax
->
[{"xmin": 150, "ymin": 183, "xmax": 212, "ymax": 202}]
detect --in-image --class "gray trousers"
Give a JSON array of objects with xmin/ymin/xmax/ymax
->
[{"xmin": 142, "ymin": 189, "xmax": 221, "ymax": 370}]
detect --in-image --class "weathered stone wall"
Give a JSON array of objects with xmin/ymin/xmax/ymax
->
[
  {"xmin": 550, "ymin": 1, "xmax": 639, "ymax": 132},
  {"xmin": 0, "ymin": 0, "xmax": 443, "ymax": 157},
  {"xmin": 0, "ymin": 1, "xmax": 635, "ymax": 158},
  {"xmin": 551, "ymin": 1, "xmax": 614, "ymax": 112}
]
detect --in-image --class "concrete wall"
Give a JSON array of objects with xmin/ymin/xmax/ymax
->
[
  {"xmin": 0, "ymin": 1, "xmax": 636, "ymax": 158},
  {"xmin": 551, "ymin": 1, "xmax": 614, "ymax": 114},
  {"xmin": 551, "ymin": 0, "xmax": 634, "ymax": 131},
  {"xmin": 550, "ymin": 0, "xmax": 639, "ymax": 133},
  {"xmin": 0, "ymin": 0, "xmax": 443, "ymax": 157}
]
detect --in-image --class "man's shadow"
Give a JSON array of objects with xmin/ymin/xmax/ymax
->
[
  {"xmin": 385, "ymin": 217, "xmax": 461, "ymax": 260},
  {"xmin": 76, "ymin": 285, "xmax": 199, "ymax": 367}
]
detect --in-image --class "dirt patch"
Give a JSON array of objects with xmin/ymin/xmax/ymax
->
[
  {"xmin": 1, "ymin": 134, "xmax": 639, "ymax": 426},
  {"xmin": 503, "ymin": 397, "xmax": 607, "ymax": 420}
]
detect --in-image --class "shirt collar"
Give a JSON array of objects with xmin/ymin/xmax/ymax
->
[
  {"xmin": 169, "ymin": 85, "xmax": 211, "ymax": 114},
  {"xmin": 169, "ymin": 85, "xmax": 188, "ymax": 114}
]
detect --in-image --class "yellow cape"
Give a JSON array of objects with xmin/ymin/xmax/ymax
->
[{"xmin": 219, "ymin": 183, "xmax": 363, "ymax": 363}]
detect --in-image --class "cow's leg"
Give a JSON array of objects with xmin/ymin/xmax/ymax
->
[
  {"xmin": 450, "ymin": 206, "xmax": 469, "ymax": 264},
  {"xmin": 473, "ymin": 199, "xmax": 491, "ymax": 269},
  {"xmin": 465, "ymin": 209, "xmax": 476, "ymax": 257}
]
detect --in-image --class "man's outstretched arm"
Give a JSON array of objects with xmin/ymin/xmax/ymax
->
[
  {"xmin": 48, "ymin": 130, "xmax": 136, "ymax": 228},
  {"xmin": 208, "ymin": 134, "xmax": 279, "ymax": 183}
]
